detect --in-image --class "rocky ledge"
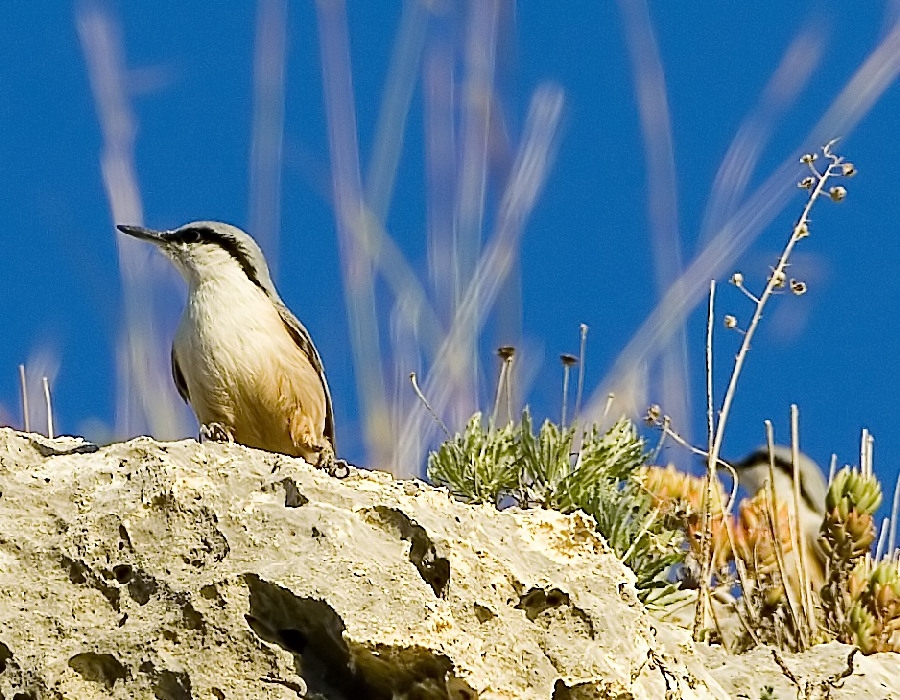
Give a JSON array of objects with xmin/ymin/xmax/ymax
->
[{"xmin": 0, "ymin": 428, "xmax": 897, "ymax": 699}]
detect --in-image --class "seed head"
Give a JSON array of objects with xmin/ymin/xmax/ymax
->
[
  {"xmin": 730, "ymin": 272, "xmax": 744, "ymax": 286},
  {"xmin": 829, "ymin": 186, "xmax": 847, "ymax": 202},
  {"xmin": 723, "ymin": 314, "xmax": 738, "ymax": 329},
  {"xmin": 559, "ymin": 353, "xmax": 578, "ymax": 368},
  {"xmin": 497, "ymin": 346, "xmax": 516, "ymax": 361},
  {"xmin": 790, "ymin": 279, "xmax": 807, "ymax": 295}
]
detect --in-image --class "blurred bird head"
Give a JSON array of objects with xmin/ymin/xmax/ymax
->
[{"xmin": 731, "ymin": 444, "xmax": 827, "ymax": 518}]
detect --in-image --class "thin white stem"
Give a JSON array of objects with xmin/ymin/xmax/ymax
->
[
  {"xmin": 790, "ymin": 404, "xmax": 816, "ymax": 646},
  {"xmin": 658, "ymin": 420, "xmax": 737, "ymax": 505},
  {"xmin": 865, "ymin": 431, "xmax": 875, "ymax": 478},
  {"xmin": 706, "ymin": 281, "xmax": 715, "ymax": 458},
  {"xmin": 763, "ymin": 420, "xmax": 803, "ymax": 636},
  {"xmin": 860, "ymin": 427, "xmax": 870, "ymax": 477},
  {"xmin": 888, "ymin": 468, "xmax": 900, "ymax": 554},
  {"xmin": 735, "ymin": 283, "xmax": 760, "ymax": 304},
  {"xmin": 409, "ymin": 372, "xmax": 451, "ymax": 440},
  {"xmin": 622, "ymin": 508, "xmax": 660, "ymax": 563},
  {"xmin": 19, "ymin": 364, "xmax": 29, "ymax": 433},
  {"xmin": 694, "ymin": 280, "xmax": 716, "ymax": 637},
  {"xmin": 43, "ymin": 377, "xmax": 53, "ymax": 440},
  {"xmin": 491, "ymin": 360, "xmax": 508, "ymax": 427},
  {"xmin": 694, "ymin": 147, "xmax": 843, "ymax": 643},
  {"xmin": 709, "ymin": 157, "xmax": 837, "ymax": 475},
  {"xmin": 876, "ymin": 518, "xmax": 890, "ymax": 561},
  {"xmin": 505, "ymin": 357, "xmax": 515, "ymax": 426},
  {"xmin": 574, "ymin": 323, "xmax": 589, "ymax": 422}
]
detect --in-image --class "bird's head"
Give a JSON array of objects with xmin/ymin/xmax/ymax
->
[
  {"xmin": 732, "ymin": 444, "xmax": 828, "ymax": 517},
  {"xmin": 117, "ymin": 221, "xmax": 276, "ymax": 295}
]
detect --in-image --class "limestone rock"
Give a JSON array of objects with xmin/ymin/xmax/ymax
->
[{"xmin": 0, "ymin": 428, "xmax": 896, "ymax": 699}]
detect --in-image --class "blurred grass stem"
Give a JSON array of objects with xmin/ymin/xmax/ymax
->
[{"xmin": 78, "ymin": 0, "xmax": 185, "ymax": 440}]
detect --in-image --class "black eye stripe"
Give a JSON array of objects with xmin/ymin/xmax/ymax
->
[
  {"xmin": 182, "ymin": 229, "xmax": 203, "ymax": 244},
  {"xmin": 168, "ymin": 227, "xmax": 264, "ymax": 292},
  {"xmin": 167, "ymin": 226, "xmax": 211, "ymax": 245}
]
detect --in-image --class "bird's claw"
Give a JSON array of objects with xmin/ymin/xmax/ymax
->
[
  {"xmin": 328, "ymin": 459, "xmax": 351, "ymax": 479},
  {"xmin": 314, "ymin": 446, "xmax": 350, "ymax": 479},
  {"xmin": 200, "ymin": 422, "xmax": 235, "ymax": 444}
]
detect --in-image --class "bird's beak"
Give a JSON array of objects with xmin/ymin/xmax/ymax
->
[{"xmin": 117, "ymin": 224, "xmax": 167, "ymax": 244}]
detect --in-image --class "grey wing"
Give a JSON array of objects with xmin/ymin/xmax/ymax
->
[
  {"xmin": 171, "ymin": 344, "xmax": 190, "ymax": 404},
  {"xmin": 274, "ymin": 300, "xmax": 336, "ymax": 451}
]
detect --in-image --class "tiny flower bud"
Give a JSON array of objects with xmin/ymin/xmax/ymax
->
[
  {"xmin": 794, "ymin": 222, "xmax": 809, "ymax": 238},
  {"xmin": 841, "ymin": 163, "xmax": 857, "ymax": 177},
  {"xmin": 723, "ymin": 314, "xmax": 738, "ymax": 329},
  {"xmin": 497, "ymin": 346, "xmax": 516, "ymax": 361},
  {"xmin": 769, "ymin": 269, "xmax": 786, "ymax": 288},
  {"xmin": 829, "ymin": 186, "xmax": 847, "ymax": 202},
  {"xmin": 800, "ymin": 153, "xmax": 817, "ymax": 164},
  {"xmin": 730, "ymin": 272, "xmax": 744, "ymax": 286},
  {"xmin": 645, "ymin": 404, "xmax": 661, "ymax": 425},
  {"xmin": 798, "ymin": 176, "xmax": 815, "ymax": 189},
  {"xmin": 790, "ymin": 279, "xmax": 807, "ymax": 295}
]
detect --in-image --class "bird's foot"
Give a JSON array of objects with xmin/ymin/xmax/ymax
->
[
  {"xmin": 200, "ymin": 422, "xmax": 235, "ymax": 444},
  {"xmin": 314, "ymin": 445, "xmax": 350, "ymax": 479},
  {"xmin": 328, "ymin": 458, "xmax": 351, "ymax": 479}
]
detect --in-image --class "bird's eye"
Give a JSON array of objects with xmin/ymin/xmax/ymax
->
[{"xmin": 178, "ymin": 228, "xmax": 204, "ymax": 245}]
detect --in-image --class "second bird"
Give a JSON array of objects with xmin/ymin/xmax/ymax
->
[{"xmin": 118, "ymin": 221, "xmax": 335, "ymax": 468}]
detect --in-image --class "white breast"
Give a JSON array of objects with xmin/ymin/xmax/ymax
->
[{"xmin": 173, "ymin": 264, "xmax": 317, "ymax": 451}]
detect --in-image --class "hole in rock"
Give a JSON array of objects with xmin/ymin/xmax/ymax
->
[{"xmin": 68, "ymin": 652, "xmax": 127, "ymax": 689}]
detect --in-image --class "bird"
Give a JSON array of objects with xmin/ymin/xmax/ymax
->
[
  {"xmin": 731, "ymin": 444, "xmax": 828, "ymax": 586},
  {"xmin": 117, "ymin": 221, "xmax": 336, "ymax": 469}
]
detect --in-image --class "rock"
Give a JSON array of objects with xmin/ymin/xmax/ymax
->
[
  {"xmin": 0, "ymin": 428, "xmax": 896, "ymax": 699},
  {"xmin": 698, "ymin": 642, "xmax": 900, "ymax": 699}
]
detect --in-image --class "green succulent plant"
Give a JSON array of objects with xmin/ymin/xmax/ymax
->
[{"xmin": 427, "ymin": 409, "xmax": 685, "ymax": 605}]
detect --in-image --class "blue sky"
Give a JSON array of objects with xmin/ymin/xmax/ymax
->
[{"xmin": 2, "ymin": 2, "xmax": 900, "ymax": 512}]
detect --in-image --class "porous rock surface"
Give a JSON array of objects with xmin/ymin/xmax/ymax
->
[{"xmin": 0, "ymin": 428, "xmax": 896, "ymax": 699}]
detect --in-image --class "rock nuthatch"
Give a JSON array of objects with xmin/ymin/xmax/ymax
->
[
  {"xmin": 732, "ymin": 444, "xmax": 827, "ymax": 582},
  {"xmin": 118, "ymin": 221, "xmax": 335, "ymax": 468}
]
